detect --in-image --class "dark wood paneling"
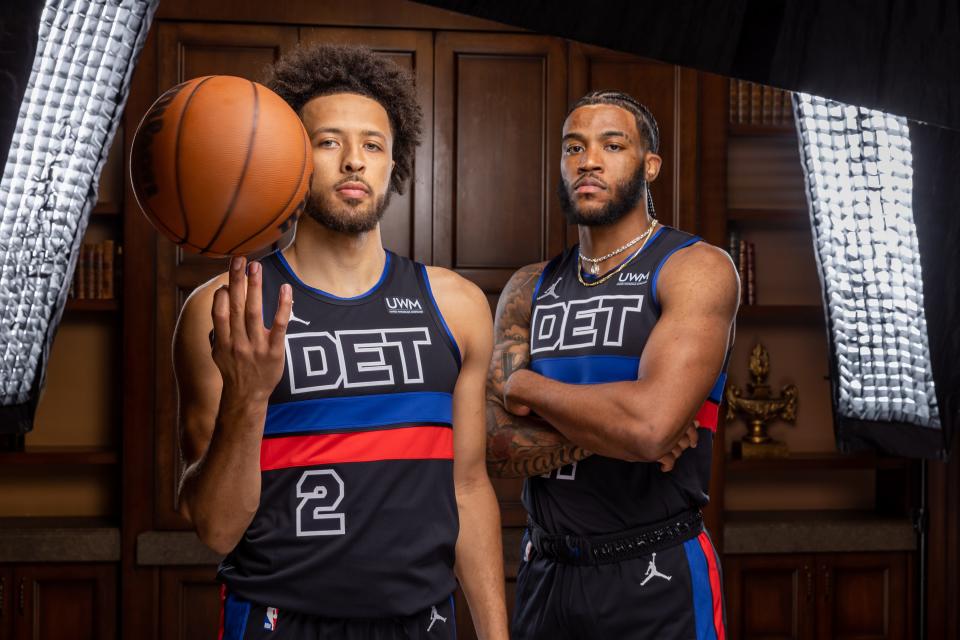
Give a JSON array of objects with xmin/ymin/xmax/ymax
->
[
  {"xmin": 724, "ymin": 554, "xmax": 814, "ymax": 640},
  {"xmin": 433, "ymin": 32, "xmax": 567, "ymax": 293},
  {"xmin": 0, "ymin": 567, "xmax": 11, "ymax": 640},
  {"xmin": 928, "ymin": 455, "xmax": 960, "ymax": 640},
  {"xmin": 698, "ymin": 59, "xmax": 726, "ymax": 552},
  {"xmin": 15, "ymin": 564, "xmax": 116, "ymax": 640},
  {"xmin": 122, "ymin": 23, "xmax": 161, "ymax": 640},
  {"xmin": 299, "ymin": 28, "xmax": 434, "ymax": 261},
  {"xmin": 818, "ymin": 553, "xmax": 906, "ymax": 640},
  {"xmin": 159, "ymin": 568, "xmax": 221, "ymax": 640},
  {"xmin": 153, "ymin": 23, "xmax": 300, "ymax": 529}
]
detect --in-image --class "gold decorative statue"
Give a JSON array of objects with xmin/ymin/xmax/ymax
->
[{"xmin": 725, "ymin": 343, "xmax": 798, "ymax": 458}]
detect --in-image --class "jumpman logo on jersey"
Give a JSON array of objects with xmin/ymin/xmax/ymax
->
[
  {"xmin": 641, "ymin": 552, "xmax": 672, "ymax": 586},
  {"xmin": 537, "ymin": 277, "xmax": 563, "ymax": 301},
  {"xmin": 289, "ymin": 310, "xmax": 311, "ymax": 326},
  {"xmin": 427, "ymin": 605, "xmax": 447, "ymax": 632}
]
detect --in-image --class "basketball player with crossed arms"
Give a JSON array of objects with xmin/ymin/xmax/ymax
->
[
  {"xmin": 486, "ymin": 91, "xmax": 739, "ymax": 639},
  {"xmin": 174, "ymin": 45, "xmax": 508, "ymax": 639}
]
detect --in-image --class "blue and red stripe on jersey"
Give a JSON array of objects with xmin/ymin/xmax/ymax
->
[
  {"xmin": 530, "ymin": 356, "xmax": 726, "ymax": 432},
  {"xmin": 260, "ymin": 391, "xmax": 454, "ymax": 471}
]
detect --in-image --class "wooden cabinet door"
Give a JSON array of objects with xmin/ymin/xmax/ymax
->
[
  {"xmin": 13, "ymin": 564, "xmax": 116, "ymax": 640},
  {"xmin": 817, "ymin": 552, "xmax": 907, "ymax": 640},
  {"xmin": 297, "ymin": 28, "xmax": 434, "ymax": 262},
  {"xmin": 433, "ymin": 32, "xmax": 568, "ymax": 297},
  {"xmin": 159, "ymin": 567, "xmax": 221, "ymax": 640},
  {"xmin": 149, "ymin": 22, "xmax": 300, "ymax": 528},
  {"xmin": 432, "ymin": 31, "xmax": 567, "ymax": 541},
  {"xmin": 724, "ymin": 554, "xmax": 815, "ymax": 640}
]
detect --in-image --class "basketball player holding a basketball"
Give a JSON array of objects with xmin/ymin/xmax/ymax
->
[
  {"xmin": 486, "ymin": 91, "xmax": 739, "ymax": 639},
  {"xmin": 174, "ymin": 45, "xmax": 508, "ymax": 639}
]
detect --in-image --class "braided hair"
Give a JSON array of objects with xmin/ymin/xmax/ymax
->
[{"xmin": 567, "ymin": 90, "xmax": 660, "ymax": 218}]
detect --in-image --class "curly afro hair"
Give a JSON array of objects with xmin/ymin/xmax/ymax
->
[{"xmin": 264, "ymin": 44, "xmax": 423, "ymax": 195}]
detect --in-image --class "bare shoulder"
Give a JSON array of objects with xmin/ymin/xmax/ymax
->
[
  {"xmin": 657, "ymin": 240, "xmax": 740, "ymax": 310},
  {"xmin": 424, "ymin": 265, "xmax": 488, "ymax": 312},
  {"xmin": 423, "ymin": 266, "xmax": 491, "ymax": 360}
]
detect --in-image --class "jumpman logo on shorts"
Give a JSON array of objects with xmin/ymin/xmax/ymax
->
[
  {"xmin": 641, "ymin": 552, "xmax": 672, "ymax": 586},
  {"xmin": 537, "ymin": 277, "xmax": 563, "ymax": 301},
  {"xmin": 427, "ymin": 605, "xmax": 447, "ymax": 632}
]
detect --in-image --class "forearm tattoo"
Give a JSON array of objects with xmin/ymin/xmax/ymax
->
[{"xmin": 485, "ymin": 263, "xmax": 591, "ymax": 478}]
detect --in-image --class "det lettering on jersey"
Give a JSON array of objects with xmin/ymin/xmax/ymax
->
[
  {"xmin": 531, "ymin": 295, "xmax": 644, "ymax": 354},
  {"xmin": 286, "ymin": 328, "xmax": 431, "ymax": 394}
]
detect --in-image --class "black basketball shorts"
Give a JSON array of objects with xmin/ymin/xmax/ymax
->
[
  {"xmin": 218, "ymin": 589, "xmax": 457, "ymax": 640},
  {"xmin": 512, "ymin": 529, "xmax": 726, "ymax": 640}
]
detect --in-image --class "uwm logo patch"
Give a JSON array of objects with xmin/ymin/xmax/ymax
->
[
  {"xmin": 531, "ymin": 295, "xmax": 644, "ymax": 354},
  {"xmin": 618, "ymin": 271, "xmax": 650, "ymax": 286},
  {"xmin": 286, "ymin": 328, "xmax": 431, "ymax": 394},
  {"xmin": 385, "ymin": 297, "xmax": 424, "ymax": 314}
]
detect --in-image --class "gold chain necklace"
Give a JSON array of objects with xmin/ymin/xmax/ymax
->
[
  {"xmin": 579, "ymin": 226, "xmax": 653, "ymax": 275},
  {"xmin": 576, "ymin": 220, "xmax": 658, "ymax": 288}
]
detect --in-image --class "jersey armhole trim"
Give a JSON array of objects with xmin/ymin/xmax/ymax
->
[
  {"xmin": 417, "ymin": 264, "xmax": 463, "ymax": 369},
  {"xmin": 651, "ymin": 236, "xmax": 701, "ymax": 313}
]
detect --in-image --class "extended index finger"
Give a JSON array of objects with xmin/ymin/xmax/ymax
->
[{"xmin": 228, "ymin": 256, "xmax": 248, "ymax": 342}]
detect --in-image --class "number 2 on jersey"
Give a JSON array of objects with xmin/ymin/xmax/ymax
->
[{"xmin": 295, "ymin": 469, "xmax": 346, "ymax": 536}]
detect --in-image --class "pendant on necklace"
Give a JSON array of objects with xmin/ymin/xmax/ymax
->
[{"xmin": 589, "ymin": 262, "xmax": 600, "ymax": 275}]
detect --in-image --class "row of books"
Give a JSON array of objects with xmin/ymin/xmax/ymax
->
[
  {"xmin": 69, "ymin": 240, "xmax": 120, "ymax": 300},
  {"xmin": 728, "ymin": 231, "xmax": 756, "ymax": 305},
  {"xmin": 729, "ymin": 80, "xmax": 794, "ymax": 126}
]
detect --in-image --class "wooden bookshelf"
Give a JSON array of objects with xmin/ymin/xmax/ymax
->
[{"xmin": 0, "ymin": 447, "xmax": 119, "ymax": 466}]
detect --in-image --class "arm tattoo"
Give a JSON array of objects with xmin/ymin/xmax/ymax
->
[{"xmin": 485, "ymin": 263, "xmax": 592, "ymax": 478}]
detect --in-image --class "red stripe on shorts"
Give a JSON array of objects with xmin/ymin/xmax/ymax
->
[{"xmin": 697, "ymin": 532, "xmax": 726, "ymax": 640}]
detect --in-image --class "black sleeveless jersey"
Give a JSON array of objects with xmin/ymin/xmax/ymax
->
[
  {"xmin": 218, "ymin": 250, "xmax": 462, "ymax": 618},
  {"xmin": 523, "ymin": 225, "xmax": 729, "ymax": 536}
]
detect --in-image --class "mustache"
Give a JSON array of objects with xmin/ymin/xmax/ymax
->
[
  {"xmin": 572, "ymin": 174, "xmax": 608, "ymax": 189},
  {"xmin": 333, "ymin": 174, "xmax": 373, "ymax": 191}
]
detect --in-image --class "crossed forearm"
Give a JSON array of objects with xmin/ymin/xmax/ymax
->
[
  {"xmin": 485, "ymin": 399, "xmax": 591, "ymax": 478},
  {"xmin": 507, "ymin": 371, "xmax": 677, "ymax": 462}
]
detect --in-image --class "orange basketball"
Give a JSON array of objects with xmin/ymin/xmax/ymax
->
[{"xmin": 130, "ymin": 75, "xmax": 312, "ymax": 257}]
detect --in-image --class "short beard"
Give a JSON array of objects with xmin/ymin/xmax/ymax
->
[
  {"xmin": 558, "ymin": 166, "xmax": 647, "ymax": 227},
  {"xmin": 304, "ymin": 188, "xmax": 392, "ymax": 234}
]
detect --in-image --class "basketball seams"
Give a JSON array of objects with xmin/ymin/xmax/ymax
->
[
  {"xmin": 134, "ymin": 75, "xmax": 310, "ymax": 258},
  {"xmin": 224, "ymin": 107, "xmax": 311, "ymax": 256},
  {"xmin": 200, "ymin": 80, "xmax": 260, "ymax": 255},
  {"xmin": 174, "ymin": 76, "xmax": 215, "ymax": 247}
]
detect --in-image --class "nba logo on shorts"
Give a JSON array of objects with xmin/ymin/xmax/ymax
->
[{"xmin": 263, "ymin": 607, "xmax": 278, "ymax": 631}]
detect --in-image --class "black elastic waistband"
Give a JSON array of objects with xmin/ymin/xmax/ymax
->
[{"xmin": 528, "ymin": 509, "xmax": 703, "ymax": 566}]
